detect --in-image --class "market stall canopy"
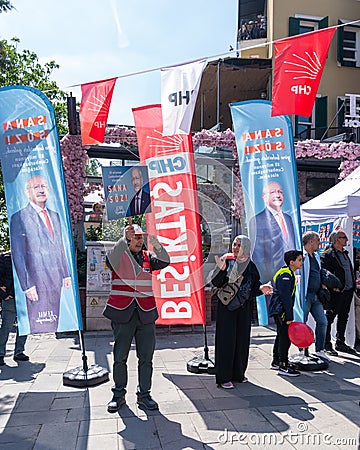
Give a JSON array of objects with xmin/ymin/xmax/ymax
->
[{"xmin": 301, "ymin": 165, "xmax": 360, "ymax": 222}]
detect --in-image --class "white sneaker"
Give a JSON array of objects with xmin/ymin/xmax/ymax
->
[{"xmin": 315, "ymin": 350, "xmax": 330, "ymax": 361}]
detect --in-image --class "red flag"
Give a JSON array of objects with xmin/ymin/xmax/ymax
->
[
  {"xmin": 132, "ymin": 104, "xmax": 205, "ymax": 325},
  {"xmin": 272, "ymin": 27, "xmax": 335, "ymax": 117},
  {"xmin": 79, "ymin": 77, "xmax": 117, "ymax": 145}
]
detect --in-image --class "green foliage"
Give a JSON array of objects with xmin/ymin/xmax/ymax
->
[
  {"xmin": 86, "ymin": 158, "xmax": 102, "ymax": 176},
  {"xmin": 85, "ymin": 224, "xmax": 103, "ymax": 242},
  {"xmin": 0, "ymin": 1, "xmax": 14, "ymax": 13},
  {"xmin": 0, "ymin": 37, "xmax": 68, "ymax": 136},
  {"xmin": 101, "ymin": 219, "xmax": 128, "ymax": 242},
  {"xmin": 76, "ymin": 250, "xmax": 87, "ymax": 287},
  {"xmin": 85, "ymin": 216, "xmax": 145, "ymax": 243}
]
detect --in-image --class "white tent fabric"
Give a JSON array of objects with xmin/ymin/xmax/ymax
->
[
  {"xmin": 301, "ymin": 165, "xmax": 360, "ymax": 222},
  {"xmin": 300, "ymin": 166, "xmax": 360, "ymax": 348}
]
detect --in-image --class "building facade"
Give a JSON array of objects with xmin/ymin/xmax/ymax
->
[{"xmin": 238, "ymin": 0, "xmax": 360, "ymax": 142}]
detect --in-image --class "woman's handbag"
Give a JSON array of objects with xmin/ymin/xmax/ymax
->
[{"xmin": 211, "ymin": 276, "xmax": 243, "ymax": 306}]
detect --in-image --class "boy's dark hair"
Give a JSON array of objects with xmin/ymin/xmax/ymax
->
[{"xmin": 284, "ymin": 250, "xmax": 303, "ymax": 266}]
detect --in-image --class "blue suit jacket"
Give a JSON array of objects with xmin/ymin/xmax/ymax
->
[
  {"xmin": 249, "ymin": 207, "xmax": 296, "ymax": 283},
  {"xmin": 10, "ymin": 203, "xmax": 70, "ymax": 294},
  {"xmin": 127, "ymin": 188, "xmax": 151, "ymax": 216}
]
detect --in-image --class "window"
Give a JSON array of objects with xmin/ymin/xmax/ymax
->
[
  {"xmin": 294, "ymin": 97, "xmax": 327, "ymax": 140},
  {"xmin": 337, "ymin": 21, "xmax": 360, "ymax": 67},
  {"xmin": 289, "ymin": 16, "xmax": 328, "ymax": 36},
  {"xmin": 295, "ymin": 114, "xmax": 314, "ymax": 140},
  {"xmin": 299, "ymin": 20, "xmax": 318, "ymax": 34}
]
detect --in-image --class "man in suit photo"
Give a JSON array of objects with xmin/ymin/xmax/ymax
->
[
  {"xmin": 249, "ymin": 181, "xmax": 296, "ymax": 283},
  {"xmin": 10, "ymin": 175, "xmax": 72, "ymax": 334},
  {"xmin": 127, "ymin": 167, "xmax": 151, "ymax": 216}
]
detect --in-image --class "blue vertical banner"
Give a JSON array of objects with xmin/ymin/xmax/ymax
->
[
  {"xmin": 0, "ymin": 86, "xmax": 82, "ymax": 335},
  {"xmin": 230, "ymin": 100, "xmax": 303, "ymax": 323},
  {"xmin": 353, "ymin": 221, "xmax": 360, "ymax": 249}
]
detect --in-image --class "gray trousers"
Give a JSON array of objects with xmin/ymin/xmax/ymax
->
[
  {"xmin": 111, "ymin": 310, "xmax": 155, "ymax": 399},
  {"xmin": 0, "ymin": 297, "xmax": 27, "ymax": 357}
]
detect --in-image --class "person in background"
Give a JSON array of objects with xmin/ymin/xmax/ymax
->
[
  {"xmin": 104, "ymin": 224, "xmax": 170, "ymax": 412},
  {"xmin": 321, "ymin": 230, "xmax": 357, "ymax": 355},
  {"xmin": 0, "ymin": 251, "xmax": 29, "ymax": 366},
  {"xmin": 89, "ymin": 202, "xmax": 103, "ymax": 221},
  {"xmin": 211, "ymin": 235, "xmax": 272, "ymax": 389},
  {"xmin": 302, "ymin": 231, "xmax": 329, "ymax": 361},
  {"xmin": 269, "ymin": 250, "xmax": 303, "ymax": 377}
]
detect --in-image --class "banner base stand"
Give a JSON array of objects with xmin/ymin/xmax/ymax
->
[
  {"xmin": 289, "ymin": 349, "xmax": 329, "ymax": 372},
  {"xmin": 62, "ymin": 330, "xmax": 109, "ymax": 388},
  {"xmin": 187, "ymin": 356, "xmax": 215, "ymax": 374},
  {"xmin": 63, "ymin": 364, "xmax": 109, "ymax": 387},
  {"xmin": 186, "ymin": 324, "xmax": 215, "ymax": 375}
]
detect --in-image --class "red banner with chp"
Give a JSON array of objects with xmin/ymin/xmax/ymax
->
[
  {"xmin": 132, "ymin": 104, "xmax": 205, "ymax": 325},
  {"xmin": 80, "ymin": 77, "xmax": 117, "ymax": 145},
  {"xmin": 272, "ymin": 27, "xmax": 335, "ymax": 117}
]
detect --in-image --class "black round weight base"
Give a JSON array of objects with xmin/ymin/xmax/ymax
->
[
  {"xmin": 63, "ymin": 364, "xmax": 109, "ymax": 387},
  {"xmin": 289, "ymin": 353, "xmax": 329, "ymax": 371},
  {"xmin": 187, "ymin": 356, "xmax": 215, "ymax": 375}
]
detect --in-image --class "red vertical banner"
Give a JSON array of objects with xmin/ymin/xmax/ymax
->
[
  {"xmin": 272, "ymin": 27, "xmax": 335, "ymax": 117},
  {"xmin": 133, "ymin": 104, "xmax": 205, "ymax": 325},
  {"xmin": 80, "ymin": 77, "xmax": 117, "ymax": 145}
]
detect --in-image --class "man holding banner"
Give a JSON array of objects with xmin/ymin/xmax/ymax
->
[
  {"xmin": 104, "ymin": 224, "xmax": 170, "ymax": 413},
  {"xmin": 10, "ymin": 175, "xmax": 72, "ymax": 334}
]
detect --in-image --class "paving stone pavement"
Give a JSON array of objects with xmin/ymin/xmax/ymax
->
[{"xmin": 0, "ymin": 324, "xmax": 359, "ymax": 449}]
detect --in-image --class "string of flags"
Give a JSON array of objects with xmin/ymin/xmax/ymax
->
[{"xmin": 78, "ymin": 23, "xmax": 353, "ymax": 145}]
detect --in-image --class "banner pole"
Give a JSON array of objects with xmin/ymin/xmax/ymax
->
[
  {"xmin": 79, "ymin": 330, "xmax": 89, "ymax": 373},
  {"xmin": 187, "ymin": 324, "xmax": 215, "ymax": 375},
  {"xmin": 203, "ymin": 324, "xmax": 210, "ymax": 361},
  {"xmin": 63, "ymin": 329, "xmax": 109, "ymax": 387}
]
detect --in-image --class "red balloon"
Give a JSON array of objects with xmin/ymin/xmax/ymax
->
[{"xmin": 288, "ymin": 322, "xmax": 314, "ymax": 348}]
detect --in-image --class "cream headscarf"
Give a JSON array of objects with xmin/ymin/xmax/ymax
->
[{"xmin": 228, "ymin": 235, "xmax": 251, "ymax": 283}]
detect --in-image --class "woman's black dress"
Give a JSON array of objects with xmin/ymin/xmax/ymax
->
[{"xmin": 212, "ymin": 260, "xmax": 262, "ymax": 385}]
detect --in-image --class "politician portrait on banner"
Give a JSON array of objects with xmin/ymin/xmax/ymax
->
[
  {"xmin": 102, "ymin": 165, "xmax": 151, "ymax": 220},
  {"xmin": 0, "ymin": 86, "xmax": 82, "ymax": 335}
]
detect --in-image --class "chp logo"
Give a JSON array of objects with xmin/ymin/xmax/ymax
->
[
  {"xmin": 146, "ymin": 153, "xmax": 190, "ymax": 178},
  {"xmin": 284, "ymin": 50, "xmax": 323, "ymax": 96}
]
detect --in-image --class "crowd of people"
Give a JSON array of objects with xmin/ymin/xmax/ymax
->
[
  {"xmin": 211, "ymin": 229, "xmax": 358, "ymax": 388},
  {"xmin": 238, "ymin": 14, "xmax": 266, "ymax": 41},
  {"xmin": 0, "ymin": 220, "xmax": 358, "ymax": 411}
]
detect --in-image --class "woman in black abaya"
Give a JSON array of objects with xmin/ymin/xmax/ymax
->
[{"xmin": 212, "ymin": 235, "xmax": 272, "ymax": 388}]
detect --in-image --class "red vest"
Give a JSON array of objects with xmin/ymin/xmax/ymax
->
[{"xmin": 106, "ymin": 250, "xmax": 156, "ymax": 312}]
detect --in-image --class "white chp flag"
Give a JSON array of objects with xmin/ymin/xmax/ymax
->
[{"xmin": 161, "ymin": 59, "xmax": 206, "ymax": 136}]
